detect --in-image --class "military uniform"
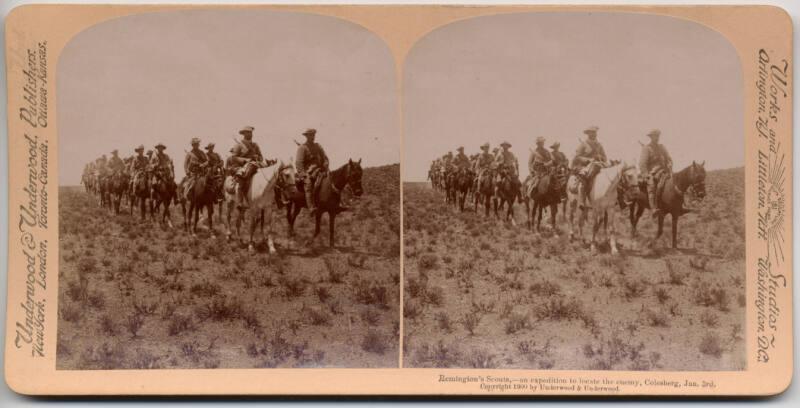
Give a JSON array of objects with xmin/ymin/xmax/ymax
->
[
  {"xmin": 108, "ymin": 151, "xmax": 125, "ymax": 175},
  {"xmin": 129, "ymin": 146, "xmax": 149, "ymax": 190},
  {"xmin": 572, "ymin": 126, "xmax": 607, "ymax": 206},
  {"xmin": 639, "ymin": 129, "xmax": 673, "ymax": 213},
  {"xmin": 493, "ymin": 144, "xmax": 519, "ymax": 178},
  {"xmin": 296, "ymin": 128, "xmax": 329, "ymax": 213},
  {"xmin": 527, "ymin": 140, "xmax": 552, "ymax": 193},
  {"xmin": 205, "ymin": 144, "xmax": 223, "ymax": 175},
  {"xmin": 572, "ymin": 139, "xmax": 607, "ymax": 169},
  {"xmin": 551, "ymin": 147, "xmax": 568, "ymax": 169},
  {"xmin": 150, "ymin": 146, "xmax": 174, "ymax": 184},
  {"xmin": 183, "ymin": 140, "xmax": 208, "ymax": 200},
  {"xmin": 475, "ymin": 145, "xmax": 494, "ymax": 186},
  {"xmin": 453, "ymin": 149, "xmax": 470, "ymax": 172}
]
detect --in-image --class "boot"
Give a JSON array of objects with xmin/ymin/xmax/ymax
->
[
  {"xmin": 648, "ymin": 189, "xmax": 662, "ymax": 217},
  {"xmin": 305, "ymin": 180, "xmax": 317, "ymax": 216}
]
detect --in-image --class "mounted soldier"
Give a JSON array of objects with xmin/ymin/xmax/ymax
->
[
  {"xmin": 108, "ymin": 149, "xmax": 125, "ymax": 176},
  {"xmin": 182, "ymin": 138, "xmax": 208, "ymax": 201},
  {"xmin": 149, "ymin": 143, "xmax": 174, "ymax": 185},
  {"xmin": 550, "ymin": 141, "xmax": 568, "ymax": 169},
  {"xmin": 474, "ymin": 143, "xmax": 494, "ymax": 187},
  {"xmin": 493, "ymin": 141, "xmax": 519, "ymax": 181},
  {"xmin": 527, "ymin": 136, "xmax": 553, "ymax": 194},
  {"xmin": 453, "ymin": 146, "xmax": 471, "ymax": 174},
  {"xmin": 129, "ymin": 145, "xmax": 149, "ymax": 191},
  {"xmin": 205, "ymin": 143, "xmax": 224, "ymax": 176},
  {"xmin": 228, "ymin": 126, "xmax": 274, "ymax": 209},
  {"xmin": 571, "ymin": 126, "xmax": 608, "ymax": 207},
  {"xmin": 442, "ymin": 151, "xmax": 453, "ymax": 173},
  {"xmin": 639, "ymin": 129, "xmax": 673, "ymax": 217},
  {"xmin": 295, "ymin": 128, "xmax": 330, "ymax": 216}
]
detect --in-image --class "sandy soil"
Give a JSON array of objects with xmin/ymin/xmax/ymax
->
[
  {"xmin": 56, "ymin": 164, "xmax": 400, "ymax": 369},
  {"xmin": 402, "ymin": 168, "xmax": 745, "ymax": 371}
]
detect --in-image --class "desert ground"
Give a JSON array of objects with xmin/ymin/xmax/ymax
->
[
  {"xmin": 403, "ymin": 168, "xmax": 745, "ymax": 370},
  {"xmin": 57, "ymin": 164, "xmax": 400, "ymax": 369}
]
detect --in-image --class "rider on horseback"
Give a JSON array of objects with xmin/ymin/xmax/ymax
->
[
  {"xmin": 108, "ymin": 149, "xmax": 125, "ymax": 176},
  {"xmin": 205, "ymin": 143, "xmax": 224, "ymax": 175},
  {"xmin": 571, "ymin": 126, "xmax": 608, "ymax": 207},
  {"xmin": 453, "ymin": 147, "xmax": 471, "ymax": 174},
  {"xmin": 474, "ymin": 143, "xmax": 494, "ymax": 189},
  {"xmin": 639, "ymin": 129, "xmax": 673, "ymax": 217},
  {"xmin": 550, "ymin": 142, "xmax": 568, "ymax": 169},
  {"xmin": 129, "ymin": 145, "xmax": 149, "ymax": 192},
  {"xmin": 295, "ymin": 128, "xmax": 329, "ymax": 216},
  {"xmin": 527, "ymin": 136, "xmax": 553, "ymax": 195},
  {"xmin": 493, "ymin": 141, "xmax": 519, "ymax": 191},
  {"xmin": 149, "ymin": 143, "xmax": 174, "ymax": 186},
  {"xmin": 183, "ymin": 138, "xmax": 208, "ymax": 201},
  {"xmin": 228, "ymin": 126, "xmax": 275, "ymax": 209}
]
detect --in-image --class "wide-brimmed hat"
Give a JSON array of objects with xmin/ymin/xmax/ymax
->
[
  {"xmin": 155, "ymin": 143, "xmax": 166, "ymax": 149},
  {"xmin": 190, "ymin": 138, "xmax": 201, "ymax": 145},
  {"xmin": 146, "ymin": 149, "xmax": 153, "ymax": 155},
  {"xmin": 457, "ymin": 146, "xmax": 464, "ymax": 151},
  {"xmin": 550, "ymin": 142, "xmax": 560, "ymax": 149},
  {"xmin": 647, "ymin": 129, "xmax": 661, "ymax": 138},
  {"xmin": 480, "ymin": 143, "xmax": 490, "ymax": 150},
  {"xmin": 501, "ymin": 141, "xmax": 511, "ymax": 148},
  {"xmin": 536, "ymin": 136, "xmax": 546, "ymax": 144},
  {"xmin": 205, "ymin": 142, "xmax": 215, "ymax": 150},
  {"xmin": 111, "ymin": 149, "xmax": 118, "ymax": 154},
  {"xmin": 239, "ymin": 126, "xmax": 255, "ymax": 135},
  {"xmin": 134, "ymin": 145, "xmax": 144, "ymax": 152},
  {"xmin": 584, "ymin": 126, "xmax": 599, "ymax": 135},
  {"xmin": 302, "ymin": 128, "xmax": 317, "ymax": 137}
]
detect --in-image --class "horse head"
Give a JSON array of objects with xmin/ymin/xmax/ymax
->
[
  {"xmin": 617, "ymin": 163, "xmax": 641, "ymax": 204},
  {"xmin": 346, "ymin": 158, "xmax": 364, "ymax": 197},
  {"xmin": 687, "ymin": 160, "xmax": 707, "ymax": 200},
  {"xmin": 276, "ymin": 162, "xmax": 298, "ymax": 196}
]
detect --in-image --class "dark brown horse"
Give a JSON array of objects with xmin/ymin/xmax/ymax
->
[
  {"xmin": 179, "ymin": 166, "xmax": 217, "ymax": 236},
  {"xmin": 453, "ymin": 168, "xmax": 474, "ymax": 212},
  {"xmin": 130, "ymin": 172, "xmax": 150, "ymax": 220},
  {"xmin": 284, "ymin": 159, "xmax": 364, "ymax": 248},
  {"xmin": 474, "ymin": 169, "xmax": 494, "ymax": 216},
  {"xmin": 150, "ymin": 170, "xmax": 176, "ymax": 227},
  {"xmin": 108, "ymin": 171, "xmax": 130, "ymax": 215},
  {"xmin": 524, "ymin": 165, "xmax": 568, "ymax": 233},
  {"xmin": 628, "ymin": 161, "xmax": 707, "ymax": 248},
  {"xmin": 493, "ymin": 168, "xmax": 521, "ymax": 225}
]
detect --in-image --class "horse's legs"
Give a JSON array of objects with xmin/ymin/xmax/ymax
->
[
  {"xmin": 329, "ymin": 212, "xmax": 336, "ymax": 248},
  {"xmin": 610, "ymin": 211, "xmax": 619, "ymax": 255},
  {"xmin": 671, "ymin": 213, "xmax": 678, "ymax": 249},
  {"xmin": 207, "ymin": 204, "xmax": 214, "ymax": 236},
  {"xmin": 656, "ymin": 213, "xmax": 665, "ymax": 240},
  {"xmin": 550, "ymin": 204, "xmax": 558, "ymax": 233}
]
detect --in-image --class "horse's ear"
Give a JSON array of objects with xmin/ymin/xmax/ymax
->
[
  {"xmin": 349, "ymin": 158, "xmax": 353, "ymax": 165},
  {"xmin": 692, "ymin": 160, "xmax": 696, "ymax": 166},
  {"xmin": 358, "ymin": 158, "xmax": 362, "ymax": 165},
  {"xmin": 700, "ymin": 160, "xmax": 705, "ymax": 167}
]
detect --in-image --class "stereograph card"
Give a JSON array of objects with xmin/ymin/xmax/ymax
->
[{"xmin": 2, "ymin": 3, "xmax": 793, "ymax": 396}]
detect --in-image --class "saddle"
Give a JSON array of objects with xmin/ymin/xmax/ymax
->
[{"xmin": 297, "ymin": 167, "xmax": 328, "ymax": 206}]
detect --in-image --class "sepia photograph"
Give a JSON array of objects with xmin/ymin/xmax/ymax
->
[
  {"xmin": 402, "ymin": 12, "xmax": 746, "ymax": 371},
  {"xmin": 56, "ymin": 10, "xmax": 400, "ymax": 369}
]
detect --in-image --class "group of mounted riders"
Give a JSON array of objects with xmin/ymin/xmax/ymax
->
[
  {"xmin": 429, "ymin": 125, "xmax": 673, "ymax": 218},
  {"xmin": 81, "ymin": 126, "xmax": 332, "ymax": 228}
]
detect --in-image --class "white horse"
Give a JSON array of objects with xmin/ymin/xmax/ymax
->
[
  {"xmin": 566, "ymin": 160, "xmax": 638, "ymax": 255},
  {"xmin": 223, "ymin": 161, "xmax": 295, "ymax": 253}
]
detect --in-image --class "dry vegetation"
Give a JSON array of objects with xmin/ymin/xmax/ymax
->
[
  {"xmin": 403, "ymin": 168, "xmax": 745, "ymax": 370},
  {"xmin": 57, "ymin": 164, "xmax": 400, "ymax": 369}
]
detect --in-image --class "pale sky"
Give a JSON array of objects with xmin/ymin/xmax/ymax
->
[
  {"xmin": 58, "ymin": 10, "xmax": 398, "ymax": 185},
  {"xmin": 403, "ymin": 12, "xmax": 743, "ymax": 181}
]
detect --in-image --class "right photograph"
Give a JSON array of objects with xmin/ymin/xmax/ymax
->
[{"xmin": 402, "ymin": 12, "xmax": 745, "ymax": 370}]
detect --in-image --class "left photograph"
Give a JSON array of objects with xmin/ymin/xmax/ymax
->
[{"xmin": 56, "ymin": 10, "xmax": 400, "ymax": 369}]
